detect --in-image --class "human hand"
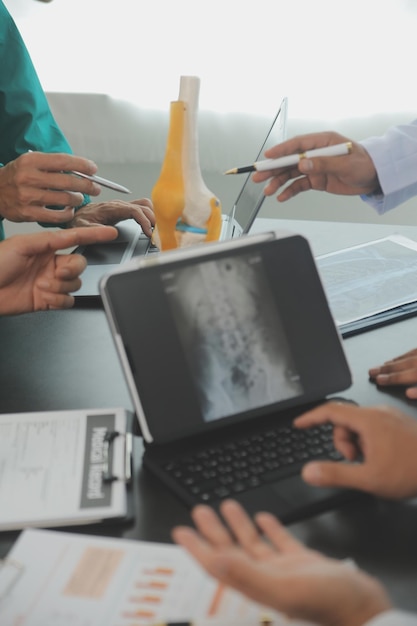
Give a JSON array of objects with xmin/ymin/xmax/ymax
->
[
  {"xmin": 252, "ymin": 131, "xmax": 379, "ymax": 202},
  {"xmin": 0, "ymin": 151, "xmax": 101, "ymax": 224},
  {"xmin": 369, "ymin": 348, "xmax": 417, "ymax": 399},
  {"xmin": 0, "ymin": 225, "xmax": 117, "ymax": 314},
  {"xmin": 295, "ymin": 402, "xmax": 417, "ymax": 499},
  {"xmin": 68, "ymin": 198, "xmax": 155, "ymax": 237},
  {"xmin": 172, "ymin": 499, "xmax": 391, "ymax": 626}
]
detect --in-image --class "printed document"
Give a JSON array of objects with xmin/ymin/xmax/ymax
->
[
  {"xmin": 0, "ymin": 528, "xmax": 314, "ymax": 626},
  {"xmin": 316, "ymin": 234, "xmax": 417, "ymax": 325},
  {"xmin": 0, "ymin": 408, "xmax": 131, "ymax": 529}
]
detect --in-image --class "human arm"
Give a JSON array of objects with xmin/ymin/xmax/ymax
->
[
  {"xmin": 0, "ymin": 6, "xmax": 92, "ymax": 233},
  {"xmin": 369, "ymin": 349, "xmax": 417, "ymax": 400},
  {"xmin": 172, "ymin": 499, "xmax": 392, "ymax": 626},
  {"xmin": 0, "ymin": 2, "xmax": 74, "ymax": 168},
  {"xmin": 360, "ymin": 121, "xmax": 417, "ymax": 213},
  {"xmin": 0, "ymin": 151, "xmax": 155, "ymax": 236},
  {"xmin": 294, "ymin": 402, "xmax": 417, "ymax": 498},
  {"xmin": 68, "ymin": 197, "xmax": 155, "ymax": 237},
  {"xmin": 251, "ymin": 131, "xmax": 379, "ymax": 201},
  {"xmin": 0, "ymin": 7, "xmax": 154, "ymax": 236},
  {"xmin": 0, "ymin": 225, "xmax": 117, "ymax": 314},
  {"xmin": 252, "ymin": 123, "xmax": 417, "ymax": 214}
]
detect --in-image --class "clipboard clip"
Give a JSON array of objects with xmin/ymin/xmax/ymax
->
[{"xmin": 102, "ymin": 429, "xmax": 133, "ymax": 485}]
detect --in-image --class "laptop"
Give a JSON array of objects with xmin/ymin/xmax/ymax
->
[
  {"xmin": 74, "ymin": 98, "xmax": 288, "ymax": 297},
  {"xmin": 100, "ymin": 229, "xmax": 360, "ymax": 524}
]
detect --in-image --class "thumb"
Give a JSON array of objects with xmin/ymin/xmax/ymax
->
[
  {"xmin": 302, "ymin": 460, "xmax": 368, "ymax": 492},
  {"xmin": 405, "ymin": 386, "xmax": 417, "ymax": 400}
]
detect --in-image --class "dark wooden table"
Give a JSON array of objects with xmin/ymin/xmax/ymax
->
[{"xmin": 1, "ymin": 305, "xmax": 417, "ymax": 611}]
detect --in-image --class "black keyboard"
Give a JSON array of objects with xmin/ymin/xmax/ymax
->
[{"xmin": 162, "ymin": 422, "xmax": 343, "ymax": 503}]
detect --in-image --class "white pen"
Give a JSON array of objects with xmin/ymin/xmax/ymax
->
[{"xmin": 224, "ymin": 141, "xmax": 352, "ymax": 175}]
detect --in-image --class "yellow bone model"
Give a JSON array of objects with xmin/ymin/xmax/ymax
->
[
  {"xmin": 151, "ymin": 100, "xmax": 185, "ymax": 251},
  {"xmin": 151, "ymin": 76, "xmax": 222, "ymax": 250}
]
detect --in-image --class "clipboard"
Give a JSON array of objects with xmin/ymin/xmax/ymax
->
[{"xmin": 0, "ymin": 407, "xmax": 135, "ymax": 531}]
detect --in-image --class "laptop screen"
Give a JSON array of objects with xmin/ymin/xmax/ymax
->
[{"xmin": 225, "ymin": 97, "xmax": 288, "ymax": 239}]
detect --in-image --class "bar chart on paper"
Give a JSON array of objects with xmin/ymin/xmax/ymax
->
[
  {"xmin": 115, "ymin": 554, "xmax": 262, "ymax": 624},
  {"xmin": 0, "ymin": 528, "xmax": 319, "ymax": 626}
]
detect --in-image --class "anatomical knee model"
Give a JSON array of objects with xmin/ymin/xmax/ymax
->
[{"xmin": 152, "ymin": 75, "xmax": 222, "ymax": 250}]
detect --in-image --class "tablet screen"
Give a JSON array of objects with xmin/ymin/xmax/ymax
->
[{"xmin": 102, "ymin": 234, "xmax": 351, "ymax": 443}]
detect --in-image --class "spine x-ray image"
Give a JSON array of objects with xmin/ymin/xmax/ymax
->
[{"xmin": 162, "ymin": 252, "xmax": 303, "ymax": 423}]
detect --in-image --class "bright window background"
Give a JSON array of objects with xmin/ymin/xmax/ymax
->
[{"xmin": 4, "ymin": 0, "xmax": 417, "ymax": 120}]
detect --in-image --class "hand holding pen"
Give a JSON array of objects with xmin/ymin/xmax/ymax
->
[
  {"xmin": 19, "ymin": 151, "xmax": 155, "ymax": 237},
  {"xmin": 0, "ymin": 151, "xmax": 102, "ymax": 225},
  {"xmin": 236, "ymin": 131, "xmax": 381, "ymax": 203},
  {"xmin": 225, "ymin": 142, "xmax": 352, "ymax": 175},
  {"xmin": 0, "ymin": 151, "xmax": 132, "ymax": 227},
  {"xmin": 28, "ymin": 150, "xmax": 130, "ymax": 193}
]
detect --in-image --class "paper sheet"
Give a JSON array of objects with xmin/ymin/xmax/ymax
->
[
  {"xmin": 0, "ymin": 528, "xmax": 314, "ymax": 626},
  {"xmin": 316, "ymin": 234, "xmax": 417, "ymax": 325}
]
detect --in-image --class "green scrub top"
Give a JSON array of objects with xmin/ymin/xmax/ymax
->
[{"xmin": 0, "ymin": 1, "xmax": 89, "ymax": 240}]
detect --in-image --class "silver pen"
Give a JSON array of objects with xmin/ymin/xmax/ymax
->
[
  {"xmin": 27, "ymin": 150, "xmax": 131, "ymax": 194},
  {"xmin": 72, "ymin": 171, "xmax": 131, "ymax": 194}
]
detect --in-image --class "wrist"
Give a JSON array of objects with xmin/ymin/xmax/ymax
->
[{"xmin": 338, "ymin": 573, "xmax": 392, "ymax": 626}]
